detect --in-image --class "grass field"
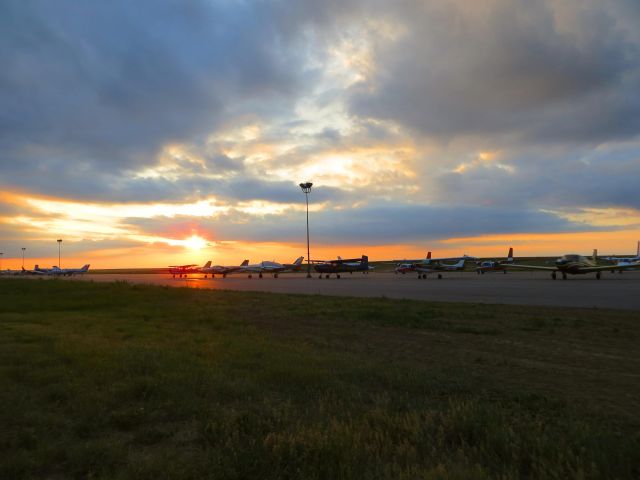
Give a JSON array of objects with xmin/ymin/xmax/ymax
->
[{"xmin": 1, "ymin": 278, "xmax": 638, "ymax": 479}]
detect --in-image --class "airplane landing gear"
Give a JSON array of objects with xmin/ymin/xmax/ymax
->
[
  {"xmin": 325, "ymin": 274, "xmax": 330, "ymax": 279},
  {"xmin": 551, "ymin": 272, "xmax": 557, "ymax": 280},
  {"xmin": 596, "ymin": 272, "xmax": 601, "ymax": 280},
  {"xmin": 248, "ymin": 274, "xmax": 252, "ymax": 279},
  {"xmin": 503, "ymin": 270, "xmax": 507, "ymax": 274},
  {"xmin": 274, "ymin": 273, "xmax": 278, "ymax": 278},
  {"xmin": 259, "ymin": 273, "xmax": 263, "ymax": 278},
  {"xmin": 437, "ymin": 274, "xmax": 442, "ymax": 280},
  {"xmin": 222, "ymin": 274, "xmax": 226, "ymax": 278},
  {"xmin": 562, "ymin": 272, "xmax": 567, "ymax": 280},
  {"xmin": 337, "ymin": 274, "xmax": 341, "ymax": 279}
]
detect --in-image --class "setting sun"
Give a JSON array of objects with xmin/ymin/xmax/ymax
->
[{"xmin": 181, "ymin": 235, "xmax": 208, "ymax": 251}]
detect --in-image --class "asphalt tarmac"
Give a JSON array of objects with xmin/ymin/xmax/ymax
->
[{"xmin": 58, "ymin": 270, "xmax": 640, "ymax": 310}]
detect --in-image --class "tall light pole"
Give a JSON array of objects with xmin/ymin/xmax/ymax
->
[
  {"xmin": 21, "ymin": 247, "xmax": 26, "ymax": 268},
  {"xmin": 299, "ymin": 182, "xmax": 313, "ymax": 278},
  {"xmin": 0, "ymin": 252, "xmax": 3, "ymax": 271},
  {"xmin": 57, "ymin": 239, "xmax": 62, "ymax": 268}
]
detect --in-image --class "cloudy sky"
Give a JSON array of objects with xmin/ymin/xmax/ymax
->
[{"xmin": 1, "ymin": 0, "xmax": 640, "ymax": 267}]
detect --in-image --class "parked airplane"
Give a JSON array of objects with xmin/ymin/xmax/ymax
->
[
  {"xmin": 54, "ymin": 264, "xmax": 90, "ymax": 276},
  {"xmin": 313, "ymin": 255, "xmax": 372, "ymax": 278},
  {"xmin": 395, "ymin": 252, "xmax": 432, "ymax": 274},
  {"xmin": 23, "ymin": 265, "xmax": 58, "ymax": 275},
  {"xmin": 504, "ymin": 249, "xmax": 637, "ymax": 279},
  {"xmin": 200, "ymin": 260, "xmax": 250, "ymax": 278},
  {"xmin": 605, "ymin": 242, "xmax": 640, "ymax": 272},
  {"xmin": 415, "ymin": 258, "xmax": 467, "ymax": 279},
  {"xmin": 23, "ymin": 264, "xmax": 90, "ymax": 276},
  {"xmin": 476, "ymin": 248, "xmax": 513, "ymax": 275},
  {"xmin": 395, "ymin": 252, "xmax": 471, "ymax": 279},
  {"xmin": 169, "ymin": 261, "xmax": 211, "ymax": 278},
  {"xmin": 240, "ymin": 257, "xmax": 304, "ymax": 278}
]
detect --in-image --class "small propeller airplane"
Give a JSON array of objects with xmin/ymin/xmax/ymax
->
[
  {"xmin": 395, "ymin": 252, "xmax": 473, "ymax": 279},
  {"xmin": 476, "ymin": 248, "xmax": 513, "ymax": 275},
  {"xmin": 239, "ymin": 256, "xmax": 304, "ymax": 278},
  {"xmin": 604, "ymin": 241, "xmax": 640, "ymax": 273},
  {"xmin": 23, "ymin": 264, "xmax": 90, "ymax": 276},
  {"xmin": 312, "ymin": 255, "xmax": 372, "ymax": 279},
  {"xmin": 200, "ymin": 260, "xmax": 250, "ymax": 278},
  {"xmin": 169, "ymin": 261, "xmax": 211, "ymax": 278},
  {"xmin": 503, "ymin": 248, "xmax": 639, "ymax": 279}
]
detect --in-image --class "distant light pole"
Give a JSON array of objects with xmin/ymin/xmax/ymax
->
[
  {"xmin": 0, "ymin": 252, "xmax": 3, "ymax": 271},
  {"xmin": 21, "ymin": 247, "xmax": 26, "ymax": 268},
  {"xmin": 57, "ymin": 239, "xmax": 62, "ymax": 268},
  {"xmin": 299, "ymin": 182, "xmax": 313, "ymax": 278}
]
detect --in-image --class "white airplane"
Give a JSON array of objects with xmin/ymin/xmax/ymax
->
[
  {"xmin": 604, "ymin": 241, "xmax": 640, "ymax": 272},
  {"xmin": 55, "ymin": 264, "xmax": 91, "ymax": 276},
  {"xmin": 240, "ymin": 256, "xmax": 304, "ymax": 278},
  {"xmin": 504, "ymin": 249, "xmax": 638, "ymax": 280},
  {"xmin": 23, "ymin": 264, "xmax": 58, "ymax": 275},
  {"xmin": 395, "ymin": 251, "xmax": 472, "ymax": 279},
  {"xmin": 200, "ymin": 260, "xmax": 249, "ymax": 278},
  {"xmin": 24, "ymin": 264, "xmax": 90, "ymax": 276}
]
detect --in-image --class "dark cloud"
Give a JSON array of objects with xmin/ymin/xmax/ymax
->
[
  {"xmin": 431, "ymin": 142, "xmax": 640, "ymax": 210},
  {"xmin": 349, "ymin": 0, "xmax": 640, "ymax": 143},
  {"xmin": 0, "ymin": 0, "xmax": 309, "ymax": 175}
]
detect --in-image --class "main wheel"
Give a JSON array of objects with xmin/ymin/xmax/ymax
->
[
  {"xmin": 562, "ymin": 273, "xmax": 567, "ymax": 280},
  {"xmin": 551, "ymin": 272, "xmax": 556, "ymax": 280},
  {"xmin": 248, "ymin": 274, "xmax": 252, "ymax": 279},
  {"xmin": 259, "ymin": 273, "xmax": 263, "ymax": 278},
  {"xmin": 437, "ymin": 274, "xmax": 442, "ymax": 280},
  {"xmin": 596, "ymin": 272, "xmax": 601, "ymax": 280},
  {"xmin": 337, "ymin": 274, "xmax": 341, "ymax": 279}
]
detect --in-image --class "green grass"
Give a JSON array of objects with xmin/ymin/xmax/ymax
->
[{"xmin": 1, "ymin": 278, "xmax": 638, "ymax": 479}]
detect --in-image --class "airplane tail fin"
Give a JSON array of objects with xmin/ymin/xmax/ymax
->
[
  {"xmin": 240, "ymin": 259, "xmax": 249, "ymax": 266},
  {"xmin": 362, "ymin": 255, "xmax": 369, "ymax": 268},
  {"xmin": 203, "ymin": 261, "xmax": 212, "ymax": 269},
  {"xmin": 82, "ymin": 264, "xmax": 90, "ymax": 271},
  {"xmin": 454, "ymin": 259, "xmax": 466, "ymax": 268},
  {"xmin": 338, "ymin": 256, "xmax": 342, "ymax": 260},
  {"xmin": 427, "ymin": 251, "xmax": 431, "ymax": 259},
  {"xmin": 593, "ymin": 249, "xmax": 598, "ymax": 262},
  {"xmin": 507, "ymin": 247, "xmax": 513, "ymax": 263},
  {"xmin": 293, "ymin": 256, "xmax": 304, "ymax": 266},
  {"xmin": 637, "ymin": 240, "xmax": 639, "ymax": 257}
]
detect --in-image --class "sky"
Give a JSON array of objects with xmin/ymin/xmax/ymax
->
[{"xmin": 1, "ymin": 0, "xmax": 640, "ymax": 268}]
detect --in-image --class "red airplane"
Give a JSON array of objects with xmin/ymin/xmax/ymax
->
[{"xmin": 169, "ymin": 261, "xmax": 211, "ymax": 278}]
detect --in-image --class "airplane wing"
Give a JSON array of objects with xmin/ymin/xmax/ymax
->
[
  {"xmin": 578, "ymin": 263, "xmax": 640, "ymax": 273},
  {"xmin": 503, "ymin": 264, "xmax": 557, "ymax": 271},
  {"xmin": 168, "ymin": 264, "xmax": 198, "ymax": 268}
]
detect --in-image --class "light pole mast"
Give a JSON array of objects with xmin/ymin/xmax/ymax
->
[
  {"xmin": 21, "ymin": 247, "xmax": 26, "ymax": 268},
  {"xmin": 57, "ymin": 239, "xmax": 62, "ymax": 268},
  {"xmin": 299, "ymin": 182, "xmax": 313, "ymax": 278},
  {"xmin": 0, "ymin": 252, "xmax": 3, "ymax": 271}
]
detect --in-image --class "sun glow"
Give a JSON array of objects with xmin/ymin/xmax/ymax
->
[{"xmin": 180, "ymin": 235, "xmax": 209, "ymax": 251}]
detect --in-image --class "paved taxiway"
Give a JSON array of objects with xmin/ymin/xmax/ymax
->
[{"xmin": 60, "ymin": 271, "xmax": 640, "ymax": 310}]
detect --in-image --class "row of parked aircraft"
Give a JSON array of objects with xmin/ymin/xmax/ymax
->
[
  {"xmin": 395, "ymin": 245, "xmax": 640, "ymax": 280},
  {"xmin": 0, "ymin": 264, "xmax": 91, "ymax": 276},
  {"xmin": 169, "ymin": 256, "xmax": 373, "ymax": 279},
  {"xmin": 2, "ymin": 243, "xmax": 638, "ymax": 281}
]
